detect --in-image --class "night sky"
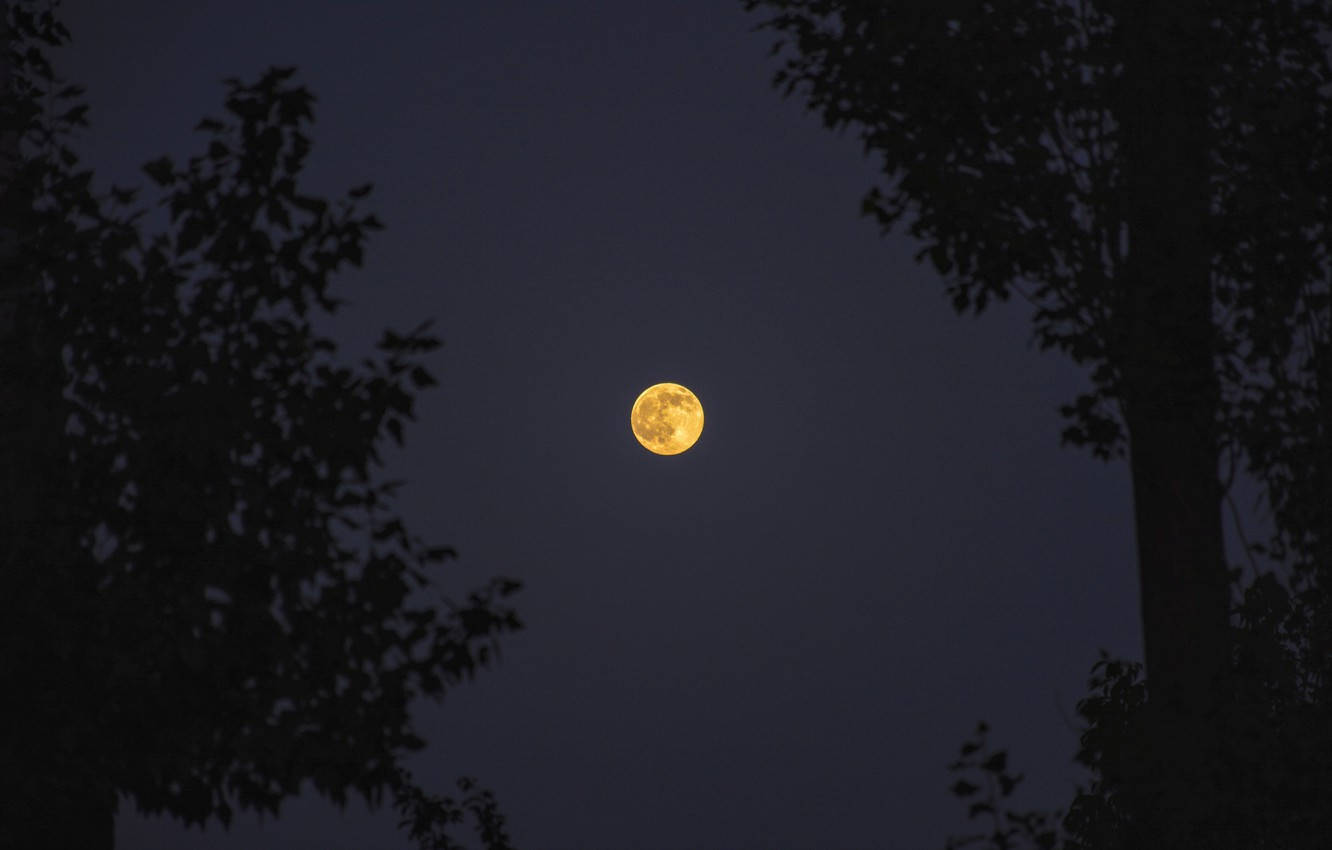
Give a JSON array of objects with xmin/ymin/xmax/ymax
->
[{"xmin": 54, "ymin": 3, "xmax": 1156, "ymax": 848}]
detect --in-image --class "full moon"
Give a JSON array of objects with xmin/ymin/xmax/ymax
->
[{"xmin": 631, "ymin": 382, "xmax": 704, "ymax": 455}]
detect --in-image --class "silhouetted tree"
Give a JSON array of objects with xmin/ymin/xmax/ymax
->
[
  {"xmin": 745, "ymin": 0, "xmax": 1331, "ymax": 846},
  {"xmin": 0, "ymin": 5, "xmax": 520, "ymax": 849}
]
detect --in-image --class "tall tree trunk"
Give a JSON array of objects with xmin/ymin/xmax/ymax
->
[
  {"xmin": 1117, "ymin": 0, "xmax": 1230, "ymax": 842},
  {"xmin": 0, "ymin": 3, "xmax": 115, "ymax": 848}
]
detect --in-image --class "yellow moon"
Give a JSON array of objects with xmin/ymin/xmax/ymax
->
[{"xmin": 630, "ymin": 382, "xmax": 704, "ymax": 455}]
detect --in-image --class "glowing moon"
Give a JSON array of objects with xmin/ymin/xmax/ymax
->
[{"xmin": 630, "ymin": 382, "xmax": 704, "ymax": 455}]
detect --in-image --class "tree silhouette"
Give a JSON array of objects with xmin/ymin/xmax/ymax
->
[
  {"xmin": 1, "ymin": 5, "xmax": 520, "ymax": 849},
  {"xmin": 745, "ymin": 0, "xmax": 1332, "ymax": 845}
]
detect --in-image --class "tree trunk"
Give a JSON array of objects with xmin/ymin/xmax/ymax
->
[{"xmin": 1117, "ymin": 1, "xmax": 1231, "ymax": 843}]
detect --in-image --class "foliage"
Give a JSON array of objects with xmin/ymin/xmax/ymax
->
[
  {"xmin": 946, "ymin": 627, "xmax": 1332, "ymax": 850},
  {"xmin": 1061, "ymin": 591, "xmax": 1332, "ymax": 850},
  {"xmin": 942, "ymin": 723, "xmax": 1060, "ymax": 850},
  {"xmin": 746, "ymin": 0, "xmax": 1332, "ymax": 465},
  {"xmin": 743, "ymin": 1, "xmax": 1332, "ymax": 847},
  {"xmin": 392, "ymin": 769, "xmax": 516, "ymax": 850},
  {"xmin": 1, "ymin": 3, "xmax": 520, "ymax": 847}
]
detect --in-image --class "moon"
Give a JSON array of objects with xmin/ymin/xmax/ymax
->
[{"xmin": 630, "ymin": 382, "xmax": 704, "ymax": 455}]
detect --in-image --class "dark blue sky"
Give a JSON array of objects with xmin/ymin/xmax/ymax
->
[{"xmin": 55, "ymin": 3, "xmax": 1156, "ymax": 848}]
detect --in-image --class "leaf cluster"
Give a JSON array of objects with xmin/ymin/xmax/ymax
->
[
  {"xmin": 941, "ymin": 580, "xmax": 1332, "ymax": 850},
  {"xmin": 741, "ymin": 3, "xmax": 1332, "ymax": 847},
  {"xmin": 748, "ymin": 0, "xmax": 1332, "ymax": 468},
  {"xmin": 1, "ymin": 2, "xmax": 522, "ymax": 838},
  {"xmin": 943, "ymin": 723, "xmax": 1060, "ymax": 850},
  {"xmin": 392, "ymin": 768, "xmax": 516, "ymax": 850}
]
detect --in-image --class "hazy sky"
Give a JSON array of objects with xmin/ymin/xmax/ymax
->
[{"xmin": 55, "ymin": 3, "xmax": 1151, "ymax": 848}]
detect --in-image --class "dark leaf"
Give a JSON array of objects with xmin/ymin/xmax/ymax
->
[
  {"xmin": 951, "ymin": 780, "xmax": 980, "ymax": 798},
  {"xmin": 981, "ymin": 751, "xmax": 1008, "ymax": 774},
  {"xmin": 142, "ymin": 156, "xmax": 176, "ymax": 186}
]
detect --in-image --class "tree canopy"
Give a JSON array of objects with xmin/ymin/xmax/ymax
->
[
  {"xmin": 748, "ymin": 0, "xmax": 1330, "ymax": 469},
  {"xmin": 1, "ymin": 5, "xmax": 520, "ymax": 847},
  {"xmin": 746, "ymin": 1, "xmax": 1332, "ymax": 846}
]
